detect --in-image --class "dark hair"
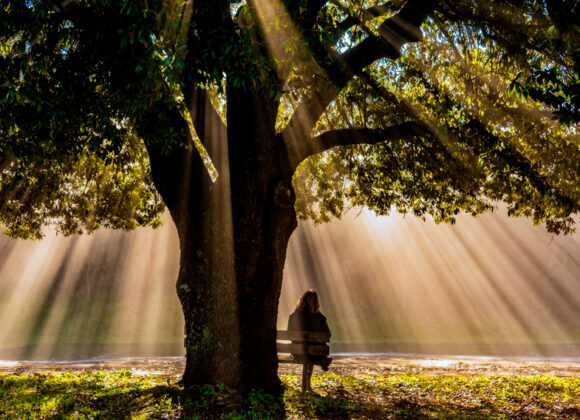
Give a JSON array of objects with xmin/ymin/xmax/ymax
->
[{"xmin": 296, "ymin": 289, "xmax": 321, "ymax": 313}]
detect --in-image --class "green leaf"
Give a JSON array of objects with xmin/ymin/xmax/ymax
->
[{"xmin": 162, "ymin": 55, "xmax": 173, "ymax": 68}]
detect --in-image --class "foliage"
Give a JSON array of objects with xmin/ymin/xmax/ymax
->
[
  {"xmin": 0, "ymin": 0, "xmax": 176, "ymax": 237},
  {"xmin": 507, "ymin": 0, "xmax": 580, "ymax": 125},
  {"xmin": 294, "ymin": 1, "xmax": 580, "ymax": 233},
  {"xmin": 1, "ymin": 370, "xmax": 579, "ymax": 419},
  {"xmin": 0, "ymin": 137, "xmax": 163, "ymax": 238},
  {"xmin": 1, "ymin": 0, "xmax": 579, "ymax": 238}
]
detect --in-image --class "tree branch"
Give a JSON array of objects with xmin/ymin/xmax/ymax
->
[
  {"xmin": 376, "ymin": 0, "xmax": 432, "ymax": 50},
  {"xmin": 330, "ymin": 2, "xmax": 397, "ymax": 48},
  {"xmin": 0, "ymin": 152, "xmax": 15, "ymax": 173},
  {"xmin": 282, "ymin": 0, "xmax": 436, "ymax": 163},
  {"xmin": 306, "ymin": 0, "xmax": 327, "ymax": 22},
  {"xmin": 136, "ymin": 100, "xmax": 210, "ymax": 232},
  {"xmin": 282, "ymin": 36, "xmax": 399, "ymax": 153},
  {"xmin": 435, "ymin": 1, "xmax": 570, "ymax": 66},
  {"xmin": 189, "ymin": 88, "xmax": 227, "ymax": 165},
  {"xmin": 290, "ymin": 121, "xmax": 431, "ymax": 170}
]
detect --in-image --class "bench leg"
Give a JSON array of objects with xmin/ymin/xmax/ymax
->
[{"xmin": 302, "ymin": 362, "xmax": 313, "ymax": 392}]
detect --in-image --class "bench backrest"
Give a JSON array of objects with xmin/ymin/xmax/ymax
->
[{"xmin": 276, "ymin": 330, "xmax": 330, "ymax": 357}]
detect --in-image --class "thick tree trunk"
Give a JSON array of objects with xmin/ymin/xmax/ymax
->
[
  {"xmin": 176, "ymin": 167, "xmax": 296, "ymax": 394},
  {"xmin": 142, "ymin": 91, "xmax": 297, "ymax": 394}
]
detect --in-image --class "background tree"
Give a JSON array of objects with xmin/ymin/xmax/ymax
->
[{"xmin": 1, "ymin": 0, "xmax": 578, "ymax": 395}]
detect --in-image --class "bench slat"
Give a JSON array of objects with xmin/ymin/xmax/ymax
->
[
  {"xmin": 276, "ymin": 330, "xmax": 330, "ymax": 342},
  {"xmin": 278, "ymin": 357, "xmax": 332, "ymax": 364},
  {"xmin": 276, "ymin": 343, "xmax": 329, "ymax": 356}
]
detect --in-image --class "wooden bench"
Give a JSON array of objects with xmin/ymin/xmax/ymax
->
[{"xmin": 276, "ymin": 330, "xmax": 332, "ymax": 392}]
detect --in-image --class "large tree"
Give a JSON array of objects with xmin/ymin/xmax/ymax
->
[{"xmin": 1, "ymin": 0, "xmax": 579, "ymax": 394}]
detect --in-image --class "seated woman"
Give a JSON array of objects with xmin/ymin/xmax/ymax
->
[{"xmin": 287, "ymin": 289, "xmax": 331, "ymax": 370}]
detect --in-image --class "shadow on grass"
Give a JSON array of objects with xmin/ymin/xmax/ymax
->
[
  {"xmin": 287, "ymin": 389, "xmax": 580, "ymax": 420},
  {"xmin": 286, "ymin": 392, "xmax": 455, "ymax": 420},
  {"xmin": 180, "ymin": 383, "xmax": 287, "ymax": 419}
]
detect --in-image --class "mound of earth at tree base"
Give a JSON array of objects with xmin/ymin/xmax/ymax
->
[{"xmin": 1, "ymin": 355, "xmax": 579, "ymax": 379}]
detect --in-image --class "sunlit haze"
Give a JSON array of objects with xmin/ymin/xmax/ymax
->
[{"xmin": 1, "ymin": 209, "xmax": 579, "ymax": 360}]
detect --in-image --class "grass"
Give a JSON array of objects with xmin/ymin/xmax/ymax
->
[{"xmin": 0, "ymin": 371, "xmax": 579, "ymax": 419}]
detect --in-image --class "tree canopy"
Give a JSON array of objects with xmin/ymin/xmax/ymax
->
[{"xmin": 1, "ymin": 0, "xmax": 579, "ymax": 234}]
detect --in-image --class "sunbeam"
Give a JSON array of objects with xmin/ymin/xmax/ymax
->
[{"xmin": 1, "ymin": 206, "xmax": 579, "ymax": 360}]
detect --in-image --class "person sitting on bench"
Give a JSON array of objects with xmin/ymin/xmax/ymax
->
[{"xmin": 287, "ymin": 289, "xmax": 331, "ymax": 371}]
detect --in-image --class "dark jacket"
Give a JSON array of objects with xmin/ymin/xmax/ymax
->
[{"xmin": 287, "ymin": 310, "xmax": 331, "ymax": 335}]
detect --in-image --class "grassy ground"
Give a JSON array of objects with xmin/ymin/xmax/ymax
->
[{"xmin": 1, "ymin": 370, "xmax": 579, "ymax": 419}]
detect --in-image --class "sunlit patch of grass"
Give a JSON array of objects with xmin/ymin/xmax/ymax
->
[
  {"xmin": 283, "ymin": 373, "xmax": 580, "ymax": 419},
  {"xmin": 0, "ymin": 370, "xmax": 181, "ymax": 419},
  {"xmin": 1, "ymin": 371, "xmax": 579, "ymax": 419}
]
